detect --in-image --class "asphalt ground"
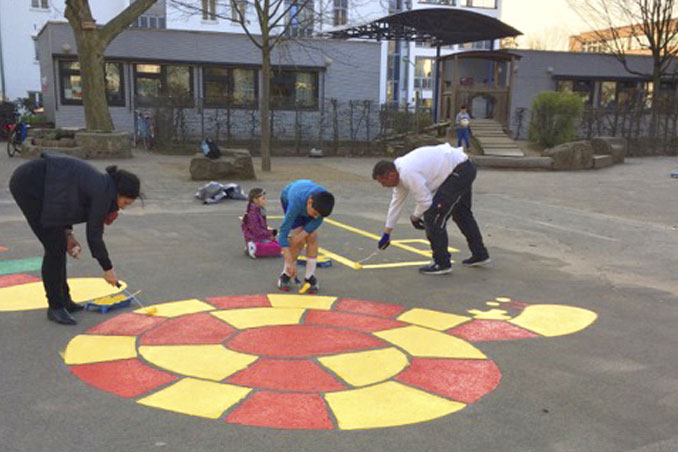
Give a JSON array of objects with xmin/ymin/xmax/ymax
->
[{"xmin": 0, "ymin": 149, "xmax": 677, "ymax": 452}]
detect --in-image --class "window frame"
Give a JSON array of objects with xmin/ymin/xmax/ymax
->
[
  {"xmin": 202, "ymin": 0, "xmax": 217, "ymax": 20},
  {"xmin": 333, "ymin": 0, "xmax": 348, "ymax": 26},
  {"xmin": 555, "ymin": 78, "xmax": 594, "ymax": 105},
  {"xmin": 133, "ymin": 63, "xmax": 195, "ymax": 107},
  {"xmin": 59, "ymin": 60, "xmax": 126, "ymax": 107},
  {"xmin": 270, "ymin": 68, "xmax": 320, "ymax": 111},
  {"xmin": 31, "ymin": 0, "xmax": 49, "ymax": 10},
  {"xmin": 202, "ymin": 65, "xmax": 259, "ymax": 108}
]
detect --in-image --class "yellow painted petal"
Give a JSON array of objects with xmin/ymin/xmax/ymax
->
[
  {"xmin": 319, "ymin": 348, "xmax": 409, "ymax": 387},
  {"xmin": 509, "ymin": 304, "xmax": 598, "ymax": 337},
  {"xmin": 139, "ymin": 345, "xmax": 257, "ymax": 381},
  {"xmin": 375, "ymin": 326, "xmax": 486, "ymax": 359},
  {"xmin": 397, "ymin": 308, "xmax": 471, "ymax": 331},
  {"xmin": 325, "ymin": 381, "xmax": 465, "ymax": 430},
  {"xmin": 64, "ymin": 335, "xmax": 137, "ymax": 365},
  {"xmin": 211, "ymin": 307, "xmax": 305, "ymax": 329},
  {"xmin": 0, "ymin": 278, "xmax": 126, "ymax": 312},
  {"xmin": 133, "ymin": 299, "xmax": 214, "ymax": 318},
  {"xmin": 267, "ymin": 294, "xmax": 336, "ymax": 310},
  {"xmin": 467, "ymin": 308, "xmax": 512, "ymax": 320},
  {"xmin": 137, "ymin": 378, "xmax": 251, "ymax": 419}
]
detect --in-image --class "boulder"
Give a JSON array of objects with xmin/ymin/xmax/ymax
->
[
  {"xmin": 590, "ymin": 137, "xmax": 626, "ymax": 164},
  {"xmin": 75, "ymin": 131, "xmax": 132, "ymax": 159},
  {"xmin": 543, "ymin": 140, "xmax": 594, "ymax": 170},
  {"xmin": 190, "ymin": 149, "xmax": 255, "ymax": 181}
]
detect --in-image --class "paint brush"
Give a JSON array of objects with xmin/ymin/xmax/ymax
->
[{"xmin": 353, "ymin": 251, "xmax": 379, "ymax": 269}]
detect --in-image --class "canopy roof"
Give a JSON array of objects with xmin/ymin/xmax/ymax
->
[{"xmin": 327, "ymin": 8, "xmax": 522, "ymax": 46}]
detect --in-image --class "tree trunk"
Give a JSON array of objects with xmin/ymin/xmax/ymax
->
[
  {"xmin": 260, "ymin": 42, "xmax": 272, "ymax": 172},
  {"xmin": 650, "ymin": 61, "xmax": 662, "ymax": 146},
  {"xmin": 72, "ymin": 30, "xmax": 114, "ymax": 131}
]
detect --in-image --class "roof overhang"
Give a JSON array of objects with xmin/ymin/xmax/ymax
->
[{"xmin": 327, "ymin": 8, "xmax": 522, "ymax": 46}]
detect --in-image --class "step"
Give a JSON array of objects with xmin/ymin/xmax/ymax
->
[
  {"xmin": 593, "ymin": 154, "xmax": 614, "ymax": 169},
  {"xmin": 474, "ymin": 155, "xmax": 553, "ymax": 169},
  {"xmin": 483, "ymin": 148, "xmax": 525, "ymax": 157}
]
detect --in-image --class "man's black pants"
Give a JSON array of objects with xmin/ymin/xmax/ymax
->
[
  {"xmin": 9, "ymin": 160, "xmax": 71, "ymax": 310},
  {"xmin": 423, "ymin": 160, "xmax": 487, "ymax": 267}
]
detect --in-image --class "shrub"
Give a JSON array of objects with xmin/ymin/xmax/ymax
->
[{"xmin": 528, "ymin": 91, "xmax": 584, "ymax": 148}]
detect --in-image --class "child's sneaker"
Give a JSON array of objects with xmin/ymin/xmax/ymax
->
[
  {"xmin": 277, "ymin": 273, "xmax": 293, "ymax": 291},
  {"xmin": 462, "ymin": 254, "xmax": 491, "ymax": 267},
  {"xmin": 247, "ymin": 241, "xmax": 257, "ymax": 259},
  {"xmin": 303, "ymin": 275, "xmax": 319, "ymax": 294}
]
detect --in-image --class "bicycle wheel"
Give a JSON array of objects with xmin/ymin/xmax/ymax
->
[{"xmin": 6, "ymin": 130, "xmax": 19, "ymax": 157}]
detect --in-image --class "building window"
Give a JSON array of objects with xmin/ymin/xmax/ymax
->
[
  {"xmin": 414, "ymin": 58, "xmax": 435, "ymax": 90},
  {"xmin": 202, "ymin": 0, "xmax": 217, "ymax": 20},
  {"xmin": 231, "ymin": 0, "xmax": 246, "ymax": 21},
  {"xmin": 31, "ymin": 0, "xmax": 49, "ymax": 9},
  {"xmin": 134, "ymin": 64, "xmax": 193, "ymax": 106},
  {"xmin": 132, "ymin": 0, "xmax": 166, "ymax": 28},
  {"xmin": 271, "ymin": 69, "xmax": 319, "ymax": 110},
  {"xmin": 59, "ymin": 61, "xmax": 125, "ymax": 106},
  {"xmin": 556, "ymin": 79, "xmax": 593, "ymax": 105},
  {"xmin": 599, "ymin": 81, "xmax": 617, "ymax": 107},
  {"xmin": 286, "ymin": 0, "xmax": 314, "ymax": 37},
  {"xmin": 203, "ymin": 66, "xmax": 257, "ymax": 107},
  {"xmin": 33, "ymin": 37, "xmax": 39, "ymax": 61},
  {"xmin": 419, "ymin": 0, "xmax": 455, "ymax": 5},
  {"xmin": 459, "ymin": 0, "xmax": 497, "ymax": 8},
  {"xmin": 333, "ymin": 0, "xmax": 348, "ymax": 26}
]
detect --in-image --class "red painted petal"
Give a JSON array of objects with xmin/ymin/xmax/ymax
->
[
  {"xmin": 140, "ymin": 312, "xmax": 237, "ymax": 345},
  {"xmin": 86, "ymin": 313, "xmax": 165, "ymax": 336},
  {"xmin": 204, "ymin": 294, "xmax": 271, "ymax": 309},
  {"xmin": 0, "ymin": 274, "xmax": 40, "ymax": 288},
  {"xmin": 227, "ymin": 358, "xmax": 345, "ymax": 392},
  {"xmin": 70, "ymin": 359, "xmax": 177, "ymax": 398},
  {"xmin": 448, "ymin": 320, "xmax": 538, "ymax": 342},
  {"xmin": 305, "ymin": 310, "xmax": 406, "ymax": 332},
  {"xmin": 226, "ymin": 391, "xmax": 334, "ymax": 430},
  {"xmin": 227, "ymin": 325, "xmax": 387, "ymax": 357},
  {"xmin": 396, "ymin": 358, "xmax": 501, "ymax": 404},
  {"xmin": 334, "ymin": 298, "xmax": 407, "ymax": 318}
]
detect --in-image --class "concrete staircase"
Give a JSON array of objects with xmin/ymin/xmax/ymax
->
[{"xmin": 471, "ymin": 119, "xmax": 524, "ymax": 157}]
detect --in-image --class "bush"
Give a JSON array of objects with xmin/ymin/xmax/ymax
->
[
  {"xmin": 528, "ymin": 91, "xmax": 584, "ymax": 148},
  {"xmin": 391, "ymin": 110, "xmax": 434, "ymax": 134}
]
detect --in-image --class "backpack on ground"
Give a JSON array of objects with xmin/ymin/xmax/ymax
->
[{"xmin": 201, "ymin": 138, "xmax": 222, "ymax": 160}]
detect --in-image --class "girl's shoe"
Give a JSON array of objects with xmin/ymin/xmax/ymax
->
[{"xmin": 247, "ymin": 241, "xmax": 257, "ymax": 259}]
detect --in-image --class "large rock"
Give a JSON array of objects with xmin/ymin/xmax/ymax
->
[
  {"xmin": 75, "ymin": 131, "xmax": 132, "ymax": 159},
  {"xmin": 190, "ymin": 149, "xmax": 255, "ymax": 181},
  {"xmin": 543, "ymin": 141, "xmax": 594, "ymax": 170},
  {"xmin": 590, "ymin": 137, "xmax": 626, "ymax": 164}
]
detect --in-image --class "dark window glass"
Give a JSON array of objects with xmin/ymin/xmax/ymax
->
[
  {"xmin": 557, "ymin": 79, "xmax": 593, "ymax": 105},
  {"xmin": 134, "ymin": 64, "xmax": 194, "ymax": 106},
  {"xmin": 59, "ymin": 61, "xmax": 125, "ymax": 106},
  {"xmin": 203, "ymin": 66, "xmax": 257, "ymax": 108},
  {"xmin": 271, "ymin": 69, "xmax": 318, "ymax": 110}
]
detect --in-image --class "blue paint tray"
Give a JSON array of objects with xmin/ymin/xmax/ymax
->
[
  {"xmin": 85, "ymin": 290, "xmax": 141, "ymax": 314},
  {"xmin": 296, "ymin": 256, "xmax": 332, "ymax": 267}
]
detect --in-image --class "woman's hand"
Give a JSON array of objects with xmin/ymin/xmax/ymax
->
[
  {"xmin": 66, "ymin": 233, "xmax": 81, "ymax": 259},
  {"xmin": 103, "ymin": 269, "xmax": 119, "ymax": 287}
]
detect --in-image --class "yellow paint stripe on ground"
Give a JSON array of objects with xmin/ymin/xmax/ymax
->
[
  {"xmin": 137, "ymin": 378, "xmax": 251, "ymax": 419},
  {"xmin": 211, "ymin": 307, "xmax": 305, "ymax": 329},
  {"xmin": 360, "ymin": 261, "xmax": 432, "ymax": 269},
  {"xmin": 267, "ymin": 293, "xmax": 337, "ymax": 310},
  {"xmin": 325, "ymin": 381, "xmax": 466, "ymax": 430},
  {"xmin": 319, "ymin": 348, "xmax": 409, "ymax": 387},
  {"xmin": 139, "ymin": 345, "xmax": 257, "ymax": 381},
  {"xmin": 509, "ymin": 304, "xmax": 598, "ymax": 337},
  {"xmin": 0, "ymin": 278, "xmax": 126, "ymax": 312},
  {"xmin": 63, "ymin": 335, "xmax": 137, "ymax": 365},
  {"xmin": 317, "ymin": 247, "xmax": 360, "ymax": 269},
  {"xmin": 375, "ymin": 326, "xmax": 486, "ymax": 359},
  {"xmin": 398, "ymin": 308, "xmax": 471, "ymax": 330},
  {"xmin": 132, "ymin": 299, "xmax": 214, "ymax": 318}
]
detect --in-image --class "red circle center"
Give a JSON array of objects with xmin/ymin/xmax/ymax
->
[{"xmin": 226, "ymin": 324, "xmax": 388, "ymax": 357}]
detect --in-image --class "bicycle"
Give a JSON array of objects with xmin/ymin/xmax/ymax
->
[
  {"xmin": 134, "ymin": 110, "xmax": 155, "ymax": 150},
  {"xmin": 5, "ymin": 121, "xmax": 28, "ymax": 157}
]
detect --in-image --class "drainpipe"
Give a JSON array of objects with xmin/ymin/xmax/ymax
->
[
  {"xmin": 433, "ymin": 44, "xmax": 441, "ymax": 123},
  {"xmin": 0, "ymin": 8, "xmax": 6, "ymax": 101}
]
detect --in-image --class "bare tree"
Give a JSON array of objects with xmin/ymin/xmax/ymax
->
[
  {"xmin": 170, "ymin": 0, "xmax": 327, "ymax": 171},
  {"xmin": 64, "ymin": 0, "xmax": 159, "ymax": 131},
  {"xmin": 568, "ymin": 0, "xmax": 678, "ymax": 136}
]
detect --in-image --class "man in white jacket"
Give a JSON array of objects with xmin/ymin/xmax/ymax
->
[{"xmin": 372, "ymin": 142, "xmax": 490, "ymax": 275}]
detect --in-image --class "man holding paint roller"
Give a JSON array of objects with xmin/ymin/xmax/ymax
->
[
  {"xmin": 277, "ymin": 180, "xmax": 335, "ymax": 293},
  {"xmin": 372, "ymin": 142, "xmax": 489, "ymax": 275},
  {"xmin": 9, "ymin": 153, "xmax": 141, "ymax": 325}
]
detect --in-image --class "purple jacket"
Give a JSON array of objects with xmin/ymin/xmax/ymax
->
[{"xmin": 241, "ymin": 203, "xmax": 274, "ymax": 242}]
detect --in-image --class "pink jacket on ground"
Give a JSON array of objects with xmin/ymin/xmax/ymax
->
[{"xmin": 241, "ymin": 203, "xmax": 274, "ymax": 243}]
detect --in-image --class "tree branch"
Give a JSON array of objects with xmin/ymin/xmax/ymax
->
[{"xmin": 100, "ymin": 0, "xmax": 160, "ymax": 46}]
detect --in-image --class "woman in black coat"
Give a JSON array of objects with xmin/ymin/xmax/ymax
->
[{"xmin": 9, "ymin": 153, "xmax": 141, "ymax": 325}]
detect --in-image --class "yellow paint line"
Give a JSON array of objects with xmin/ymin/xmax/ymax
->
[
  {"xmin": 319, "ymin": 348, "xmax": 408, "ymax": 387},
  {"xmin": 325, "ymin": 381, "xmax": 466, "ymax": 430},
  {"xmin": 398, "ymin": 308, "xmax": 471, "ymax": 330},
  {"xmin": 323, "ymin": 218, "xmax": 381, "ymax": 240},
  {"xmin": 211, "ymin": 307, "xmax": 305, "ymax": 329},
  {"xmin": 375, "ymin": 326, "xmax": 486, "ymax": 359},
  {"xmin": 317, "ymin": 247, "xmax": 360, "ymax": 269},
  {"xmin": 137, "ymin": 378, "xmax": 251, "ymax": 419},
  {"xmin": 64, "ymin": 335, "xmax": 137, "ymax": 365},
  {"xmin": 509, "ymin": 304, "xmax": 598, "ymax": 337},
  {"xmin": 139, "ymin": 345, "xmax": 257, "ymax": 381},
  {"xmin": 132, "ymin": 299, "xmax": 214, "ymax": 318},
  {"xmin": 267, "ymin": 294, "xmax": 336, "ymax": 310}
]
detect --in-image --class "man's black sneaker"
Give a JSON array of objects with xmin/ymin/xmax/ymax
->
[
  {"xmin": 303, "ymin": 275, "xmax": 319, "ymax": 294},
  {"xmin": 462, "ymin": 255, "xmax": 491, "ymax": 267},
  {"xmin": 277, "ymin": 273, "xmax": 293, "ymax": 291},
  {"xmin": 64, "ymin": 300, "xmax": 84, "ymax": 313},
  {"xmin": 418, "ymin": 263, "xmax": 453, "ymax": 275},
  {"xmin": 47, "ymin": 307, "xmax": 77, "ymax": 325}
]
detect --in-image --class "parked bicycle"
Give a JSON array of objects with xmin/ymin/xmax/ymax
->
[
  {"xmin": 134, "ymin": 110, "xmax": 155, "ymax": 150},
  {"xmin": 5, "ymin": 121, "xmax": 28, "ymax": 157}
]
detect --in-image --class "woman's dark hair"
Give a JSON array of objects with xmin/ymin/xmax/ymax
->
[
  {"xmin": 248, "ymin": 188, "xmax": 266, "ymax": 203},
  {"xmin": 311, "ymin": 191, "xmax": 334, "ymax": 217},
  {"xmin": 106, "ymin": 166, "xmax": 141, "ymax": 199}
]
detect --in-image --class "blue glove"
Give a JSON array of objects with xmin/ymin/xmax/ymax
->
[{"xmin": 378, "ymin": 233, "xmax": 390, "ymax": 250}]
